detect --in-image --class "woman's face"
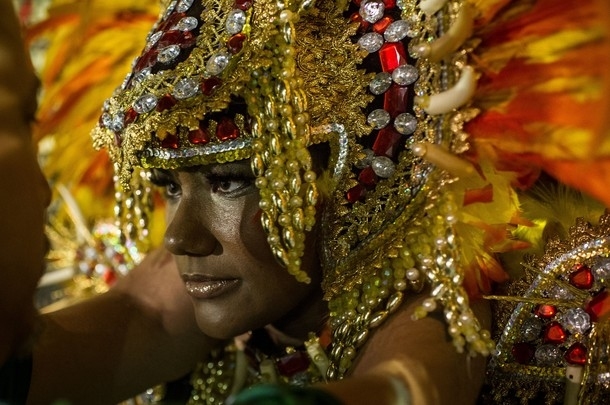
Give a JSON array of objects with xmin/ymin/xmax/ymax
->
[{"xmin": 153, "ymin": 160, "xmax": 324, "ymax": 340}]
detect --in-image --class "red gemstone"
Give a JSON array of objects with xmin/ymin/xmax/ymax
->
[
  {"xmin": 534, "ymin": 304, "xmax": 557, "ymax": 319},
  {"xmin": 103, "ymin": 269, "xmax": 118, "ymax": 286},
  {"xmin": 346, "ymin": 184, "xmax": 366, "ymax": 203},
  {"xmin": 234, "ymin": 0, "xmax": 253, "ymax": 10},
  {"xmin": 216, "ymin": 117, "xmax": 240, "ymax": 141},
  {"xmin": 200, "ymin": 77, "xmax": 223, "ymax": 96},
  {"xmin": 384, "ymin": 84, "xmax": 409, "ymax": 117},
  {"xmin": 543, "ymin": 321, "xmax": 567, "ymax": 344},
  {"xmin": 373, "ymin": 16, "xmax": 394, "ymax": 34},
  {"xmin": 585, "ymin": 289, "xmax": 610, "ymax": 322},
  {"xmin": 158, "ymin": 30, "xmax": 196, "ymax": 48},
  {"xmin": 276, "ymin": 351, "xmax": 310, "ymax": 377},
  {"xmin": 161, "ymin": 133, "xmax": 179, "ymax": 149},
  {"xmin": 569, "ymin": 264, "xmax": 594, "ymax": 289},
  {"xmin": 565, "ymin": 342, "xmax": 587, "ymax": 365},
  {"xmin": 383, "ymin": 0, "xmax": 396, "ymax": 8},
  {"xmin": 188, "ymin": 127, "xmax": 210, "ymax": 145},
  {"xmin": 227, "ymin": 33, "xmax": 246, "ymax": 54},
  {"xmin": 379, "ymin": 42, "xmax": 407, "ymax": 72},
  {"xmin": 156, "ymin": 94, "xmax": 177, "ymax": 112},
  {"xmin": 358, "ymin": 166, "xmax": 378, "ymax": 187},
  {"xmin": 124, "ymin": 107, "xmax": 138, "ymax": 125},
  {"xmin": 157, "ymin": 12, "xmax": 186, "ymax": 32},
  {"xmin": 349, "ymin": 12, "xmax": 370, "ymax": 33},
  {"xmin": 511, "ymin": 342, "xmax": 535, "ymax": 364},
  {"xmin": 372, "ymin": 127, "xmax": 402, "ymax": 158},
  {"xmin": 134, "ymin": 49, "xmax": 158, "ymax": 72}
]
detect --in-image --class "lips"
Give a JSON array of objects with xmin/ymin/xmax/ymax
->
[{"xmin": 182, "ymin": 273, "xmax": 240, "ymax": 299}]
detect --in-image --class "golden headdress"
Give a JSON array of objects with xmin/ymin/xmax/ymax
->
[{"xmin": 88, "ymin": 0, "xmax": 610, "ymax": 385}]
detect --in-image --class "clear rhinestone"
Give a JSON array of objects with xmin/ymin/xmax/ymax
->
[
  {"xmin": 206, "ymin": 51, "xmax": 231, "ymax": 75},
  {"xmin": 355, "ymin": 149, "xmax": 375, "ymax": 169},
  {"xmin": 110, "ymin": 113, "xmax": 125, "ymax": 132},
  {"xmin": 173, "ymin": 16, "xmax": 198, "ymax": 31},
  {"xmin": 562, "ymin": 308, "xmax": 591, "ymax": 334},
  {"xmin": 549, "ymin": 285, "xmax": 574, "ymax": 300},
  {"xmin": 599, "ymin": 373, "xmax": 610, "ymax": 389},
  {"xmin": 392, "ymin": 64, "xmax": 419, "ymax": 86},
  {"xmin": 358, "ymin": 32, "xmax": 384, "ymax": 53},
  {"xmin": 172, "ymin": 77, "xmax": 199, "ymax": 99},
  {"xmin": 101, "ymin": 112, "xmax": 113, "ymax": 128},
  {"xmin": 360, "ymin": 0, "xmax": 385, "ymax": 24},
  {"xmin": 157, "ymin": 45, "xmax": 181, "ymax": 64},
  {"xmin": 367, "ymin": 109, "xmax": 391, "ymax": 129},
  {"xmin": 593, "ymin": 258, "xmax": 610, "ymax": 280},
  {"xmin": 372, "ymin": 156, "xmax": 396, "ymax": 178},
  {"xmin": 133, "ymin": 94, "xmax": 158, "ymax": 114},
  {"xmin": 226, "ymin": 9, "xmax": 246, "ymax": 35},
  {"xmin": 520, "ymin": 315, "xmax": 543, "ymax": 341},
  {"xmin": 132, "ymin": 67, "xmax": 152, "ymax": 86},
  {"xmin": 163, "ymin": 0, "xmax": 177, "ymax": 17},
  {"xmin": 384, "ymin": 20, "xmax": 410, "ymax": 42},
  {"xmin": 394, "ymin": 113, "xmax": 417, "ymax": 134},
  {"xmin": 176, "ymin": 0, "xmax": 194, "ymax": 13},
  {"xmin": 534, "ymin": 344, "xmax": 561, "ymax": 366},
  {"xmin": 369, "ymin": 72, "xmax": 393, "ymax": 95},
  {"xmin": 145, "ymin": 31, "xmax": 163, "ymax": 51}
]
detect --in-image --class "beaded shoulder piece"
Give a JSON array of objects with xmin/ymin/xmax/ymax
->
[{"xmin": 484, "ymin": 212, "xmax": 610, "ymax": 404}]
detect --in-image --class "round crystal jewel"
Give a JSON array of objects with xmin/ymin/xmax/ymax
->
[
  {"xmin": 358, "ymin": 32, "xmax": 384, "ymax": 53},
  {"xmin": 360, "ymin": 0, "xmax": 385, "ymax": 24},
  {"xmin": 172, "ymin": 77, "xmax": 199, "ymax": 99},
  {"xmin": 392, "ymin": 64, "xmax": 419, "ymax": 86},
  {"xmin": 372, "ymin": 156, "xmax": 396, "ymax": 178},
  {"xmin": 355, "ymin": 149, "xmax": 375, "ymax": 169},
  {"xmin": 367, "ymin": 109, "xmax": 391, "ymax": 129},
  {"xmin": 176, "ymin": 0, "xmax": 194, "ymax": 13},
  {"xmin": 394, "ymin": 113, "xmax": 417, "ymax": 134},
  {"xmin": 520, "ymin": 315, "xmax": 543, "ymax": 341},
  {"xmin": 369, "ymin": 72, "xmax": 393, "ymax": 95},
  {"xmin": 173, "ymin": 16, "xmax": 198, "ymax": 31},
  {"xmin": 110, "ymin": 113, "xmax": 125, "ymax": 132},
  {"xmin": 132, "ymin": 68, "xmax": 152, "ymax": 87},
  {"xmin": 534, "ymin": 344, "xmax": 561, "ymax": 366},
  {"xmin": 146, "ymin": 32, "xmax": 163, "ymax": 51},
  {"xmin": 226, "ymin": 9, "xmax": 246, "ymax": 35},
  {"xmin": 549, "ymin": 285, "xmax": 574, "ymax": 300},
  {"xmin": 207, "ymin": 51, "xmax": 231, "ymax": 75},
  {"xmin": 133, "ymin": 94, "xmax": 158, "ymax": 114},
  {"xmin": 157, "ymin": 45, "xmax": 181, "ymax": 64},
  {"xmin": 384, "ymin": 20, "xmax": 410, "ymax": 42},
  {"xmin": 101, "ymin": 112, "xmax": 113, "ymax": 128},
  {"xmin": 562, "ymin": 308, "xmax": 591, "ymax": 334}
]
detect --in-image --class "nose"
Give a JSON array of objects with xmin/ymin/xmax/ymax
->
[{"xmin": 164, "ymin": 198, "xmax": 219, "ymax": 257}]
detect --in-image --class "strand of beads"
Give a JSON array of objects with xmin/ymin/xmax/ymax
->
[{"xmin": 247, "ymin": 2, "xmax": 318, "ymax": 283}]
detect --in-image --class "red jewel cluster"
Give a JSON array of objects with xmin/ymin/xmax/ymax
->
[
  {"xmin": 345, "ymin": 0, "xmax": 415, "ymax": 204},
  {"xmin": 107, "ymin": 0, "xmax": 253, "ymax": 146},
  {"xmin": 510, "ymin": 263, "xmax": 608, "ymax": 367},
  {"xmin": 160, "ymin": 116, "xmax": 242, "ymax": 149}
]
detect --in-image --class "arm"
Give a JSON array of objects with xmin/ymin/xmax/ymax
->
[
  {"xmin": 321, "ymin": 293, "xmax": 490, "ymax": 405},
  {"xmin": 27, "ymin": 248, "xmax": 219, "ymax": 405}
]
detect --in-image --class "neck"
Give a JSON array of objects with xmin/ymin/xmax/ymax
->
[{"xmin": 270, "ymin": 287, "xmax": 328, "ymax": 345}]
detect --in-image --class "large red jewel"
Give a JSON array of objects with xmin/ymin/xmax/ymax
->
[
  {"xmin": 511, "ymin": 342, "xmax": 535, "ymax": 364},
  {"xmin": 134, "ymin": 49, "xmax": 158, "ymax": 72},
  {"xmin": 534, "ymin": 304, "xmax": 557, "ymax": 319},
  {"xmin": 157, "ymin": 12, "xmax": 186, "ymax": 32},
  {"xmin": 227, "ymin": 33, "xmax": 246, "ymax": 54},
  {"xmin": 124, "ymin": 107, "xmax": 138, "ymax": 125},
  {"xmin": 569, "ymin": 264, "xmax": 594, "ymax": 289},
  {"xmin": 564, "ymin": 342, "xmax": 587, "ymax": 365},
  {"xmin": 158, "ymin": 30, "xmax": 196, "ymax": 48},
  {"xmin": 373, "ymin": 127, "xmax": 402, "ymax": 158},
  {"xmin": 234, "ymin": 0, "xmax": 253, "ymax": 10},
  {"xmin": 200, "ymin": 77, "xmax": 223, "ymax": 96},
  {"xmin": 384, "ymin": 84, "xmax": 409, "ymax": 117},
  {"xmin": 161, "ymin": 134, "xmax": 179, "ymax": 149},
  {"xmin": 156, "ymin": 94, "xmax": 177, "ymax": 112},
  {"xmin": 346, "ymin": 184, "xmax": 366, "ymax": 203},
  {"xmin": 216, "ymin": 117, "xmax": 240, "ymax": 141},
  {"xmin": 276, "ymin": 351, "xmax": 311, "ymax": 377},
  {"xmin": 358, "ymin": 166, "xmax": 378, "ymax": 187},
  {"xmin": 379, "ymin": 42, "xmax": 407, "ymax": 72},
  {"xmin": 585, "ymin": 289, "xmax": 610, "ymax": 322},
  {"xmin": 349, "ymin": 11, "xmax": 370, "ymax": 33},
  {"xmin": 543, "ymin": 321, "xmax": 567, "ymax": 344},
  {"xmin": 188, "ymin": 127, "xmax": 210, "ymax": 145}
]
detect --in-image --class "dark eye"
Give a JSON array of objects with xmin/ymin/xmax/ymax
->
[
  {"xmin": 207, "ymin": 174, "xmax": 254, "ymax": 197},
  {"xmin": 150, "ymin": 170, "xmax": 181, "ymax": 200}
]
